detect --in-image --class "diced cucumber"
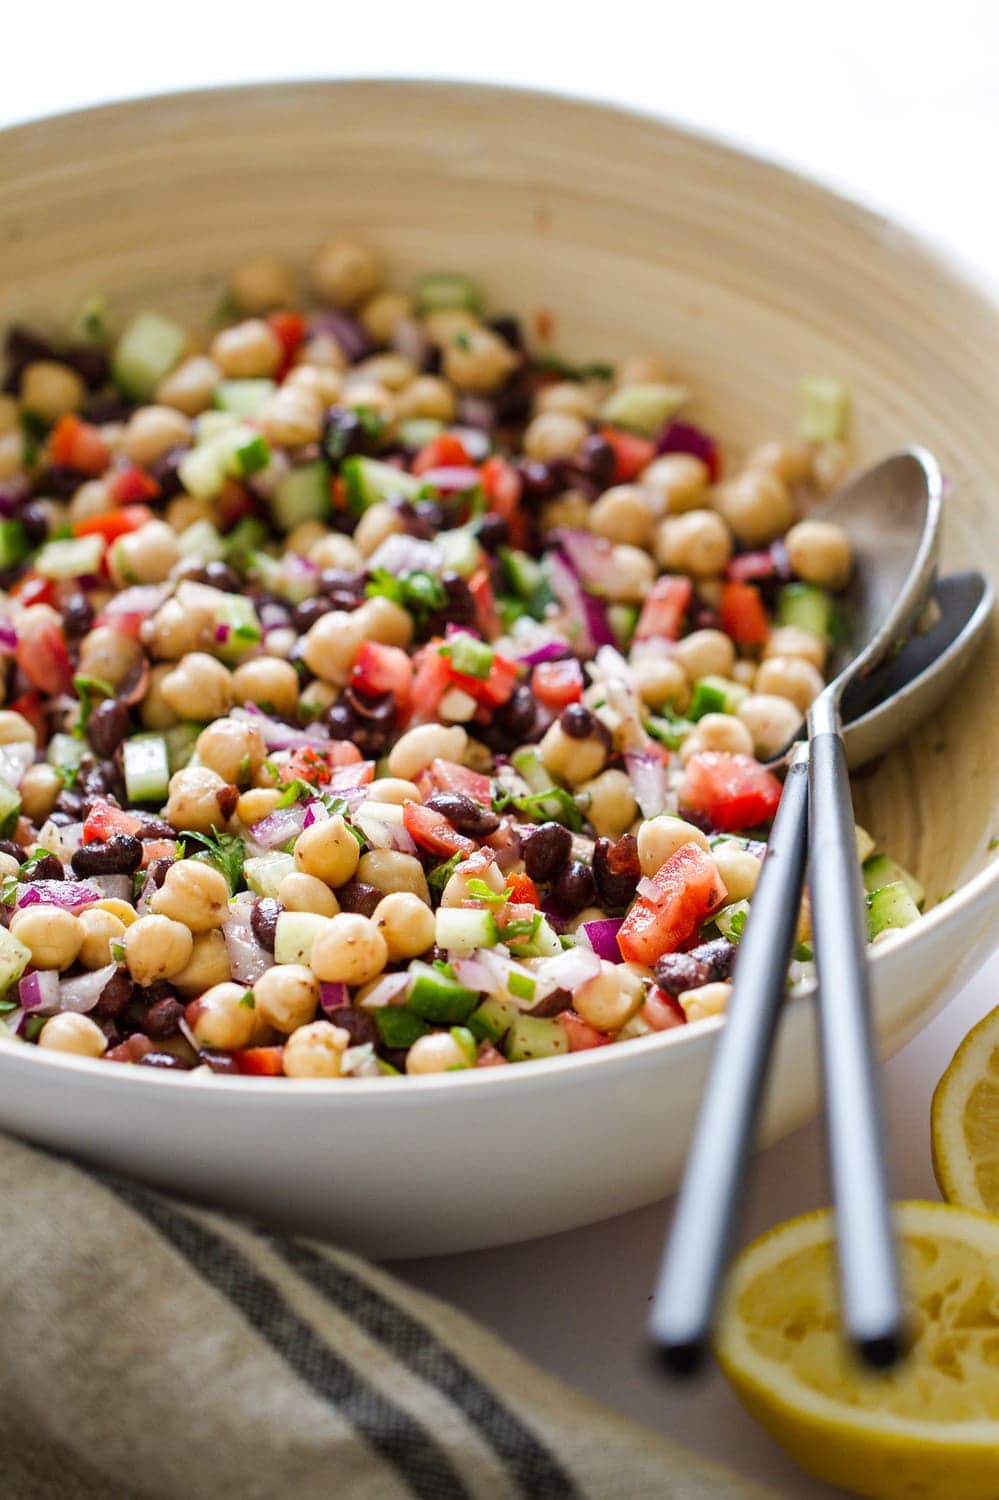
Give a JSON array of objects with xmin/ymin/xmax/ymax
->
[
  {"xmin": 196, "ymin": 410, "xmax": 241, "ymax": 445},
  {"xmin": 0, "ymin": 520, "xmax": 29, "ymax": 571},
  {"xmin": 777, "ymin": 582, "xmax": 835, "ymax": 641},
  {"xmin": 504, "ymin": 1014, "xmax": 569, "ymax": 1062},
  {"xmin": 225, "ymin": 515, "xmax": 268, "ymax": 564},
  {"xmin": 468, "ymin": 996, "xmax": 521, "ymax": 1043},
  {"xmin": 855, "ymin": 824, "xmax": 876, "ymax": 865},
  {"xmin": 438, "ymin": 526, "xmax": 484, "ymax": 578},
  {"xmin": 214, "ymin": 595, "xmax": 262, "ymax": 660},
  {"xmin": 601, "ymin": 383, "xmax": 688, "ymax": 436},
  {"xmin": 506, "ymin": 914, "xmax": 562, "ymax": 959},
  {"xmin": 46, "ymin": 732, "xmax": 86, "ymax": 777},
  {"xmin": 373, "ymin": 1007, "xmax": 430, "ymax": 1050},
  {"xmin": 500, "ymin": 548, "xmax": 545, "ymax": 600},
  {"xmin": 178, "ymin": 441, "xmax": 228, "ymax": 501},
  {"xmin": 274, "ymin": 911, "xmax": 331, "ymax": 966},
  {"xmin": 406, "ymin": 962, "xmax": 478, "ymax": 1024},
  {"xmin": 434, "ymin": 907, "xmax": 500, "ymax": 955},
  {"xmin": 342, "ymin": 456, "xmax": 422, "ymax": 513},
  {"xmin": 413, "ymin": 272, "xmax": 484, "ymax": 317},
  {"xmin": 179, "ymin": 423, "xmax": 270, "ymax": 500},
  {"xmin": 214, "ymin": 379, "xmax": 276, "ymax": 419},
  {"xmin": 608, "ymin": 603, "xmax": 639, "ymax": 649},
  {"xmin": 715, "ymin": 899, "xmax": 750, "ymax": 942},
  {"xmin": 244, "ymin": 851, "xmax": 296, "ymax": 898},
  {"xmin": 689, "ymin": 675, "xmax": 749, "ymax": 720},
  {"xmin": 160, "ymin": 721, "xmax": 201, "ymax": 773},
  {"xmin": 397, "ymin": 418, "xmax": 444, "ymax": 449},
  {"xmin": 510, "ymin": 747, "xmax": 554, "ymax": 796},
  {"xmin": 0, "ymin": 926, "xmax": 33, "ymax": 997},
  {"xmin": 448, "ymin": 1026, "xmax": 477, "ymax": 1067},
  {"xmin": 866, "ymin": 880, "xmax": 921, "ymax": 938},
  {"xmin": 446, "ymin": 635, "xmax": 493, "ymax": 680},
  {"xmin": 33, "ymin": 534, "xmax": 105, "ymax": 580},
  {"xmin": 123, "ymin": 736, "xmax": 170, "ymax": 804},
  {"xmin": 798, "ymin": 376, "xmax": 849, "ymax": 443},
  {"xmin": 0, "ymin": 777, "xmax": 21, "ymax": 837},
  {"xmin": 112, "ymin": 311, "xmax": 187, "ymax": 400},
  {"xmin": 177, "ymin": 518, "xmax": 227, "ymax": 563},
  {"xmin": 271, "ymin": 460, "xmax": 332, "ymax": 532},
  {"xmin": 231, "ymin": 431, "xmax": 271, "ymax": 478},
  {"xmin": 863, "ymin": 854, "xmax": 924, "ymax": 909}
]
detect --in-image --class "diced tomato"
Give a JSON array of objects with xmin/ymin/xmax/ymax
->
[
  {"xmin": 267, "ymin": 311, "xmax": 306, "ymax": 375},
  {"xmin": 635, "ymin": 575, "xmax": 693, "ymax": 642},
  {"xmin": 420, "ymin": 758, "xmax": 492, "ymax": 807},
  {"xmin": 73, "ymin": 504, "xmax": 154, "ymax": 543},
  {"xmin": 409, "ymin": 642, "xmax": 453, "ymax": 725},
  {"xmin": 280, "ymin": 742, "xmax": 363, "ymax": 787},
  {"xmin": 504, "ymin": 871, "xmax": 538, "ymax": 907},
  {"xmin": 640, "ymin": 986, "xmax": 687, "ymax": 1032},
  {"xmin": 141, "ymin": 839, "xmax": 179, "ymax": 868},
  {"xmin": 599, "ymin": 426, "xmax": 657, "ymax": 483},
  {"xmin": 411, "ymin": 432, "xmax": 471, "ymax": 476},
  {"xmin": 83, "ymin": 801, "xmax": 145, "ymax": 844},
  {"xmin": 468, "ymin": 567, "xmax": 502, "ymax": 642},
  {"xmin": 326, "ymin": 761, "xmax": 375, "ymax": 791},
  {"xmin": 93, "ymin": 609, "xmax": 147, "ymax": 640},
  {"xmin": 107, "ymin": 466, "xmax": 160, "ymax": 506},
  {"xmin": 617, "ymin": 843, "xmax": 727, "ymax": 966},
  {"xmin": 402, "ymin": 800, "xmax": 476, "ymax": 857},
  {"xmin": 352, "ymin": 641, "xmax": 413, "ymax": 709},
  {"xmin": 480, "ymin": 455, "xmax": 527, "ymax": 548},
  {"xmin": 726, "ymin": 549, "xmax": 777, "ymax": 583},
  {"xmin": 447, "ymin": 651, "xmax": 519, "ymax": 710},
  {"xmin": 233, "ymin": 1045, "xmax": 286, "ymax": 1076},
  {"xmin": 532, "ymin": 657, "xmax": 583, "ymax": 709},
  {"xmin": 15, "ymin": 613, "xmax": 73, "ymax": 695},
  {"xmin": 720, "ymin": 581, "xmax": 770, "ymax": 646},
  {"xmin": 49, "ymin": 414, "xmax": 110, "ymax": 475},
  {"xmin": 562, "ymin": 1011, "xmax": 613, "ymax": 1051},
  {"xmin": 8, "ymin": 691, "xmax": 47, "ymax": 746},
  {"xmin": 475, "ymin": 1041, "xmax": 509, "ymax": 1067},
  {"xmin": 10, "ymin": 572, "xmax": 55, "ymax": 608},
  {"xmin": 681, "ymin": 751, "xmax": 783, "ymax": 833}
]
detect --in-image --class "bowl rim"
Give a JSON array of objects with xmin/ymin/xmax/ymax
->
[{"xmin": 2, "ymin": 75, "xmax": 997, "ymax": 1100}]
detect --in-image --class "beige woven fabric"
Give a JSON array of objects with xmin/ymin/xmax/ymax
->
[{"xmin": 0, "ymin": 1135, "xmax": 774, "ymax": 1500}]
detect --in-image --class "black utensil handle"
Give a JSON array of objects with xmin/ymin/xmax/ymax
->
[
  {"xmin": 649, "ymin": 746, "xmax": 810, "ymax": 1373},
  {"xmin": 808, "ymin": 729, "xmax": 905, "ymax": 1366}
]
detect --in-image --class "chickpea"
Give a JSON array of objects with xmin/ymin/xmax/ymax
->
[
  {"xmin": 309, "ymin": 913, "xmax": 388, "ymax": 986},
  {"xmin": 421, "ymin": 308, "xmax": 478, "ymax": 345},
  {"xmin": 394, "ymin": 374, "xmax": 457, "ymax": 423},
  {"xmin": 406, "ymin": 1031, "xmax": 472, "ymax": 1075},
  {"xmin": 297, "ymin": 333, "xmax": 348, "ymax": 372},
  {"xmin": 679, "ymin": 981, "xmax": 732, "ymax": 1022},
  {"xmin": 631, "ymin": 657, "xmax": 690, "ymax": 713},
  {"xmin": 236, "ymin": 789, "xmax": 280, "ymax": 826},
  {"xmin": 164, "ymin": 766, "xmax": 235, "ymax": 835},
  {"xmin": 522, "ymin": 411, "xmax": 587, "ymax": 463},
  {"xmin": 230, "ymin": 254, "xmax": 295, "ymax": 314},
  {"xmin": 353, "ymin": 501, "xmax": 404, "ymax": 558},
  {"xmin": 306, "ymin": 534, "xmax": 363, "ymax": 573},
  {"xmin": 186, "ymin": 981, "xmax": 257, "ymax": 1050},
  {"xmin": 784, "ymin": 519, "xmax": 853, "ymax": 589},
  {"xmin": 713, "ymin": 470, "xmax": 793, "ymax": 547},
  {"xmin": 535, "ymin": 381, "xmax": 600, "ymax": 422},
  {"xmin": 0, "ymin": 709, "xmax": 37, "ymax": 747},
  {"xmin": 282, "ymin": 1018, "xmax": 350, "ymax": 1078},
  {"xmin": 155, "ymin": 355, "xmax": 221, "ymax": 416},
  {"xmin": 312, "ymin": 239, "xmax": 379, "ymax": 308},
  {"xmin": 121, "ymin": 406, "xmax": 192, "ymax": 467},
  {"xmin": 18, "ymin": 763, "xmax": 61, "ymax": 823},
  {"xmin": 357, "ymin": 849, "xmax": 430, "ymax": 904},
  {"xmin": 439, "ymin": 858, "xmax": 504, "ymax": 910},
  {"xmin": 366, "ymin": 777, "xmax": 421, "ymax": 806},
  {"xmin": 294, "ymin": 815, "xmax": 360, "ymax": 889},
  {"xmin": 589, "ymin": 485, "xmax": 654, "ymax": 547},
  {"xmin": 745, "ymin": 439, "xmax": 814, "ymax": 486},
  {"xmin": 20, "ymin": 360, "xmax": 85, "ymax": 421},
  {"xmin": 353, "ymin": 353, "xmax": 416, "ymax": 391},
  {"xmin": 172, "ymin": 929, "xmax": 231, "ymax": 994},
  {"xmin": 713, "ymin": 842, "xmax": 762, "ymax": 903},
  {"xmin": 110, "ymin": 520, "xmax": 181, "ymax": 587},
  {"xmin": 342, "ymin": 380, "xmax": 396, "ymax": 423},
  {"xmin": 764, "ymin": 624, "xmax": 827, "ymax": 672},
  {"xmin": 388, "ymin": 724, "xmax": 467, "ymax": 781},
  {"xmin": 165, "ymin": 496, "xmax": 213, "ymax": 534},
  {"xmin": 37, "ymin": 1012, "xmax": 107, "ymax": 1058},
  {"xmin": 92, "ymin": 898, "xmax": 139, "ymax": 928},
  {"xmin": 10, "ymin": 907, "xmax": 82, "ymax": 970},
  {"xmin": 637, "ymin": 817, "xmax": 710, "ymax": 876},
  {"xmin": 539, "ymin": 720, "xmax": 607, "ymax": 786},
  {"xmin": 732, "ymin": 660, "xmax": 757, "ymax": 688},
  {"xmin": 359, "ymin": 290, "xmax": 414, "ymax": 343},
  {"xmin": 77, "ymin": 907, "xmax": 128, "ymax": 970},
  {"xmin": 124, "ymin": 914, "xmax": 194, "ymax": 985},
  {"xmin": 211, "ymin": 319, "xmax": 283, "ymax": 380},
  {"xmin": 602, "ymin": 544, "xmax": 656, "ymax": 603},
  {"xmin": 640, "ymin": 454, "xmax": 710, "ymax": 516},
  {"xmin": 67, "ymin": 478, "xmax": 112, "ymax": 525},
  {"xmin": 255, "ymin": 384, "xmax": 323, "ymax": 447},
  {"xmin": 443, "ymin": 326, "xmax": 519, "ymax": 394},
  {"xmin": 679, "ymin": 712, "xmax": 755, "ymax": 764},
  {"xmin": 151, "ymin": 859, "xmax": 230, "ymax": 932},
  {"xmin": 0, "ymin": 852, "xmax": 19, "ymax": 880},
  {"xmin": 278, "ymin": 872, "xmax": 340, "ymax": 918},
  {"xmin": 136, "ymin": 664, "xmax": 177, "ymax": 731},
  {"xmin": 541, "ymin": 490, "xmax": 591, "ymax": 533},
  {"xmin": 754, "ymin": 655, "xmax": 824, "ymax": 711},
  {"xmin": 737, "ymin": 693, "xmax": 803, "ymax": 758},
  {"xmin": 285, "ymin": 363, "xmax": 344, "ymax": 406},
  {"xmin": 0, "ymin": 431, "xmax": 21, "ymax": 480},
  {"xmin": 284, "ymin": 520, "xmax": 328, "ymax": 558},
  {"xmin": 253, "ymin": 963, "xmax": 319, "ymax": 1035},
  {"xmin": 574, "ymin": 960, "xmax": 644, "ymax": 1033},
  {"xmin": 654, "ymin": 509, "xmax": 732, "ymax": 577},
  {"xmin": 160, "ymin": 653, "xmax": 233, "ymax": 722},
  {"xmin": 230, "ymin": 658, "xmax": 299, "ymax": 720},
  {"xmin": 361, "ymin": 595, "xmax": 414, "ymax": 650},
  {"xmin": 372, "ymin": 891, "xmax": 436, "ymax": 960},
  {"xmin": 673, "ymin": 629, "xmax": 735, "ymax": 681},
  {"xmin": 301, "ymin": 609, "xmax": 367, "ymax": 686},
  {"xmin": 577, "ymin": 769, "xmax": 638, "ymax": 839},
  {"xmin": 617, "ymin": 354, "xmax": 673, "ymax": 386},
  {"xmin": 195, "ymin": 718, "xmax": 265, "ymax": 788},
  {"xmin": 299, "ymin": 680, "xmax": 337, "ymax": 722},
  {"xmin": 77, "ymin": 625, "xmax": 143, "ymax": 690}
]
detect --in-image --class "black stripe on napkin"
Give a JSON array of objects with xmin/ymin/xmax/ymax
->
[
  {"xmin": 104, "ymin": 1177, "xmax": 471, "ymax": 1500},
  {"xmin": 269, "ymin": 1238, "xmax": 580, "ymax": 1500}
]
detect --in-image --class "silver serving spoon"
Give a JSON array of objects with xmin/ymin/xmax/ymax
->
[{"xmin": 651, "ymin": 448, "xmax": 947, "ymax": 1372}]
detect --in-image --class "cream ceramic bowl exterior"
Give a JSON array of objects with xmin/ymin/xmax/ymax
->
[{"xmin": 0, "ymin": 82, "xmax": 997, "ymax": 1258}]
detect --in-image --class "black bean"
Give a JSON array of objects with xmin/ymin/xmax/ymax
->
[
  {"xmin": 19, "ymin": 502, "xmax": 50, "ymax": 548},
  {"xmin": 137, "ymin": 1051, "xmax": 192, "ymax": 1070},
  {"xmin": 135, "ymin": 816, "xmax": 176, "ymax": 840},
  {"xmin": 71, "ymin": 834, "xmax": 143, "ymax": 877},
  {"xmin": 105, "ymin": 1034, "xmax": 154, "ymax": 1064},
  {"xmin": 592, "ymin": 834, "xmax": 641, "ymax": 907},
  {"xmin": 528, "ymin": 986, "xmax": 572, "ymax": 1018},
  {"xmin": 487, "ymin": 314, "xmax": 524, "ymax": 351},
  {"xmin": 517, "ymin": 460, "xmax": 561, "ymax": 501},
  {"xmin": 424, "ymin": 791, "xmax": 500, "ymax": 838},
  {"xmin": 494, "ymin": 684, "xmax": 537, "ymax": 742},
  {"xmin": 551, "ymin": 858, "xmax": 596, "ymax": 913},
  {"xmin": 492, "ymin": 376, "xmax": 531, "ymax": 426},
  {"xmin": 95, "ymin": 970, "xmax": 135, "ymax": 1018},
  {"xmin": 82, "ymin": 390, "xmax": 134, "ymax": 425},
  {"xmin": 32, "ymin": 465, "xmax": 83, "ymax": 501},
  {"xmin": 4, "ymin": 324, "xmax": 55, "ymax": 382},
  {"xmin": 141, "ymin": 996, "xmax": 185, "ymax": 1039},
  {"xmin": 334, "ymin": 879, "xmax": 381, "ymax": 917},
  {"xmin": 147, "ymin": 443, "xmax": 186, "ymax": 499},
  {"xmin": 62, "ymin": 593, "xmax": 95, "ymax": 638},
  {"xmin": 654, "ymin": 937, "xmax": 735, "ymax": 997},
  {"xmin": 250, "ymin": 897, "xmax": 282, "ymax": 953},
  {"xmin": 522, "ymin": 821, "xmax": 572, "ymax": 882},
  {"xmin": 322, "ymin": 405, "xmax": 380, "ymax": 465},
  {"xmin": 144, "ymin": 857, "xmax": 174, "ymax": 890},
  {"xmin": 194, "ymin": 560, "xmax": 241, "ymax": 593},
  {"xmin": 86, "ymin": 698, "xmax": 131, "ymax": 758},
  {"xmin": 325, "ymin": 1006, "xmax": 377, "ymax": 1048},
  {"xmin": 199, "ymin": 1049, "xmax": 241, "ymax": 1075},
  {"xmin": 574, "ymin": 433, "xmax": 617, "ymax": 489},
  {"xmin": 317, "ymin": 568, "xmax": 368, "ymax": 609},
  {"xmin": 22, "ymin": 853, "xmax": 64, "ymax": 882},
  {"xmin": 475, "ymin": 513, "xmax": 509, "ymax": 553},
  {"xmin": 438, "ymin": 572, "xmax": 475, "ymax": 627},
  {"xmin": 293, "ymin": 596, "xmax": 335, "ymax": 632},
  {"xmin": 326, "ymin": 690, "xmax": 396, "ymax": 759},
  {"xmin": 414, "ymin": 498, "xmax": 447, "ymax": 534},
  {"xmin": 63, "ymin": 344, "xmax": 110, "ymax": 389},
  {"xmin": 560, "ymin": 703, "xmax": 597, "ymax": 739},
  {"xmin": 0, "ymin": 839, "xmax": 23, "ymax": 861}
]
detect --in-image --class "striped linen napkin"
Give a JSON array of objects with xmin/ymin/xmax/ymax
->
[{"xmin": 0, "ymin": 1134, "xmax": 774, "ymax": 1500}]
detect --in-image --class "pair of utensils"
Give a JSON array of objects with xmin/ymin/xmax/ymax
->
[{"xmin": 650, "ymin": 449, "xmax": 994, "ymax": 1372}]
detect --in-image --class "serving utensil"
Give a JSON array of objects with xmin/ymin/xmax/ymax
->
[{"xmin": 651, "ymin": 449, "xmax": 950, "ymax": 1372}]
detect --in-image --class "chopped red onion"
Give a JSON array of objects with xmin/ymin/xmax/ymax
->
[
  {"xmin": 578, "ymin": 919, "xmax": 625, "ymax": 964},
  {"xmin": 547, "ymin": 552, "xmax": 595, "ymax": 658},
  {"xmin": 0, "ymin": 621, "xmax": 17, "ymax": 651},
  {"xmin": 352, "ymin": 808, "xmax": 392, "ymax": 849},
  {"xmin": 625, "ymin": 751, "xmax": 668, "ymax": 818},
  {"xmin": 18, "ymin": 970, "xmax": 62, "ymax": 1014},
  {"xmin": 390, "ymin": 317, "xmax": 431, "ymax": 368},
  {"xmin": 0, "ymin": 741, "xmax": 34, "ymax": 788},
  {"xmin": 534, "ymin": 945, "xmax": 602, "ymax": 996},
  {"xmin": 656, "ymin": 419, "xmax": 720, "ymax": 480},
  {"xmin": 451, "ymin": 956, "xmax": 498, "ymax": 996},
  {"xmin": 58, "ymin": 963, "xmax": 118, "ymax": 1014},
  {"xmin": 4, "ymin": 1006, "xmax": 26, "ymax": 1036},
  {"xmin": 555, "ymin": 529, "xmax": 619, "ymax": 593},
  {"xmin": 232, "ymin": 706, "xmax": 332, "ymax": 752},
  {"xmin": 100, "ymin": 584, "xmax": 170, "ymax": 618},
  {"xmin": 178, "ymin": 1016, "xmax": 200, "ymax": 1054},
  {"xmin": 355, "ymin": 972, "xmax": 410, "ymax": 1011},
  {"xmin": 250, "ymin": 804, "xmax": 309, "ymax": 850},
  {"xmin": 215, "ymin": 623, "xmax": 231, "ymax": 643},
  {"xmin": 636, "ymin": 876, "xmax": 660, "ymax": 902},
  {"xmin": 341, "ymin": 1042, "xmax": 380, "ymax": 1077},
  {"xmin": 450, "ymin": 426, "xmax": 491, "ymax": 462},
  {"xmin": 88, "ymin": 874, "xmax": 134, "ymax": 903},
  {"xmin": 417, "ymin": 465, "xmax": 482, "ymax": 494},
  {"xmin": 473, "ymin": 945, "xmax": 536, "ymax": 999},
  {"xmin": 365, "ymin": 532, "xmax": 444, "ymax": 578},
  {"xmin": 310, "ymin": 310, "xmax": 373, "ymax": 363},
  {"xmin": 16, "ymin": 880, "xmax": 101, "ymax": 911},
  {"xmin": 318, "ymin": 981, "xmax": 351, "ymax": 1014},
  {"xmin": 517, "ymin": 640, "xmax": 570, "ymax": 667},
  {"xmin": 456, "ymin": 395, "xmax": 496, "ymax": 431},
  {"xmin": 580, "ymin": 589, "xmax": 615, "ymax": 649},
  {"xmin": 223, "ymin": 905, "xmax": 273, "ymax": 985}
]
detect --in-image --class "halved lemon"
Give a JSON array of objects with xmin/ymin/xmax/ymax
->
[
  {"xmin": 715, "ymin": 1202, "xmax": 999, "ymax": 1500},
  {"xmin": 932, "ymin": 1004, "xmax": 999, "ymax": 1214}
]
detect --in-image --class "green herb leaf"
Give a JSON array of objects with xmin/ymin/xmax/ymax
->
[
  {"xmin": 1, "ymin": 874, "xmax": 19, "ymax": 908},
  {"xmin": 492, "ymin": 784, "xmax": 584, "ymax": 833},
  {"xmin": 428, "ymin": 852, "xmax": 462, "ymax": 893},
  {"xmin": 238, "ymin": 989, "xmax": 255, "ymax": 1009},
  {"xmin": 530, "ymin": 352, "xmax": 615, "ymax": 383},
  {"xmin": 181, "ymin": 827, "xmax": 246, "ymax": 893},
  {"xmin": 24, "ymin": 1014, "xmax": 47, "ymax": 1043},
  {"xmin": 72, "ymin": 673, "xmax": 114, "ymax": 735},
  {"xmin": 466, "ymin": 878, "xmax": 510, "ymax": 908}
]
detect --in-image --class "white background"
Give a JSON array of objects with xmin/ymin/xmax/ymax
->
[{"xmin": 5, "ymin": 5, "xmax": 999, "ymax": 1494}]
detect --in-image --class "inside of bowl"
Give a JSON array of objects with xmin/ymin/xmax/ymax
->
[{"xmin": 2, "ymin": 80, "xmax": 996, "ymax": 901}]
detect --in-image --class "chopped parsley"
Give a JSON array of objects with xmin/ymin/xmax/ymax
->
[
  {"xmin": 181, "ymin": 827, "xmax": 246, "ymax": 893},
  {"xmin": 428, "ymin": 852, "xmax": 462, "ymax": 893},
  {"xmin": 530, "ymin": 352, "xmax": 615, "ymax": 383},
  {"xmin": 238, "ymin": 989, "xmax": 255, "ymax": 1009},
  {"xmin": 366, "ymin": 568, "xmax": 449, "ymax": 624},
  {"xmin": 71, "ymin": 673, "xmax": 114, "ymax": 735},
  {"xmin": 492, "ymin": 783, "xmax": 584, "ymax": 833},
  {"xmin": 466, "ymin": 878, "xmax": 510, "ymax": 908}
]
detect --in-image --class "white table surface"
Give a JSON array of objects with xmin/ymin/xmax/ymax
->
[{"xmin": 5, "ymin": 6, "xmax": 998, "ymax": 1492}]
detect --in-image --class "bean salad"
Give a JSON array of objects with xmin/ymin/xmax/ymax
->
[{"xmin": 0, "ymin": 243, "xmax": 924, "ymax": 1080}]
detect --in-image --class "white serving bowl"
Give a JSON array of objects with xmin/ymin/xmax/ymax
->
[{"xmin": 0, "ymin": 81, "xmax": 997, "ymax": 1257}]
